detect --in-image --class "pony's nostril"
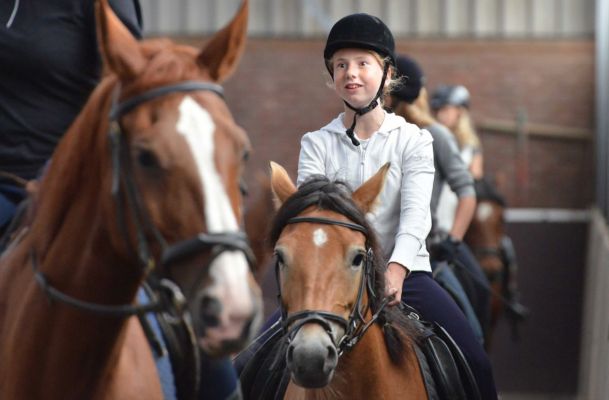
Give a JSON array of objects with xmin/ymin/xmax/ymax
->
[
  {"xmin": 199, "ymin": 295, "xmax": 222, "ymax": 327},
  {"xmin": 325, "ymin": 345, "xmax": 338, "ymax": 372},
  {"xmin": 286, "ymin": 344, "xmax": 295, "ymax": 365}
]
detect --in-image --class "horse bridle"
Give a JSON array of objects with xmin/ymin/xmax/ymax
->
[
  {"xmin": 275, "ymin": 216, "xmax": 390, "ymax": 356},
  {"xmin": 32, "ymin": 80, "xmax": 255, "ymax": 317}
]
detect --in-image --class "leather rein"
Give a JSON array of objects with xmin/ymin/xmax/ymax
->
[{"xmin": 275, "ymin": 216, "xmax": 390, "ymax": 356}]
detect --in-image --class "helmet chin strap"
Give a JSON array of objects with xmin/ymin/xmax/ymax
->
[{"xmin": 343, "ymin": 63, "xmax": 390, "ymax": 147}]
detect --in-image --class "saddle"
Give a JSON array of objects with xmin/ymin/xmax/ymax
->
[
  {"xmin": 403, "ymin": 306, "xmax": 481, "ymax": 400},
  {"xmin": 236, "ymin": 308, "xmax": 481, "ymax": 400}
]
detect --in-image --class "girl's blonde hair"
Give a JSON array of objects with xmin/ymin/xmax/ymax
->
[
  {"xmin": 454, "ymin": 109, "xmax": 481, "ymax": 149},
  {"xmin": 392, "ymin": 87, "xmax": 436, "ymax": 128}
]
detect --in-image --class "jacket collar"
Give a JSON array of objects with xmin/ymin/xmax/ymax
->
[{"xmin": 324, "ymin": 110, "xmax": 404, "ymax": 139}]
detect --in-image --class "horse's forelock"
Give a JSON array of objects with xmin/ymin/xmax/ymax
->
[
  {"xmin": 117, "ymin": 39, "xmax": 204, "ymax": 98},
  {"xmin": 270, "ymin": 175, "xmax": 388, "ymax": 301}
]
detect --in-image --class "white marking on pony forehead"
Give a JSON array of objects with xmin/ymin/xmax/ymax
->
[
  {"xmin": 176, "ymin": 96, "xmax": 238, "ymax": 232},
  {"xmin": 312, "ymin": 228, "xmax": 328, "ymax": 247},
  {"xmin": 477, "ymin": 203, "xmax": 493, "ymax": 222}
]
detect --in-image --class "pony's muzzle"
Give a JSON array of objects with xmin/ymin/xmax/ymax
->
[{"xmin": 286, "ymin": 325, "xmax": 339, "ymax": 388}]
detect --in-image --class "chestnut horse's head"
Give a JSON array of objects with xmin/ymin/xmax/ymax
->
[
  {"xmin": 464, "ymin": 200, "xmax": 505, "ymax": 278},
  {"xmin": 91, "ymin": 0, "xmax": 262, "ymax": 356},
  {"xmin": 268, "ymin": 162, "xmax": 392, "ymax": 388}
]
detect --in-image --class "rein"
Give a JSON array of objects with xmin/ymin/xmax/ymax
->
[{"xmin": 276, "ymin": 216, "xmax": 389, "ymax": 356}]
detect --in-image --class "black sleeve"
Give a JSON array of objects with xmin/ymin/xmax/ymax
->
[{"xmin": 108, "ymin": 0, "xmax": 143, "ymax": 39}]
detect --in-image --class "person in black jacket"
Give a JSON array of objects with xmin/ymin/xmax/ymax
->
[{"xmin": 0, "ymin": 0, "xmax": 142, "ymax": 235}]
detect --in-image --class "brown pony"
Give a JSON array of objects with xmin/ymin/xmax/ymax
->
[
  {"xmin": 464, "ymin": 200, "xmax": 505, "ymax": 348},
  {"xmin": 464, "ymin": 193, "xmax": 528, "ymax": 350},
  {"xmin": 269, "ymin": 162, "xmax": 428, "ymax": 399},
  {"xmin": 0, "ymin": 1, "xmax": 262, "ymax": 399}
]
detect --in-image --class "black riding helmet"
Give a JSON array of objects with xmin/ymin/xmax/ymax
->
[
  {"xmin": 430, "ymin": 85, "xmax": 471, "ymax": 110},
  {"xmin": 390, "ymin": 54, "xmax": 425, "ymax": 104},
  {"xmin": 324, "ymin": 13, "xmax": 396, "ymax": 146}
]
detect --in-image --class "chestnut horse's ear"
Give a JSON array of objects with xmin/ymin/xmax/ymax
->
[
  {"xmin": 269, "ymin": 161, "xmax": 296, "ymax": 209},
  {"xmin": 197, "ymin": 0, "xmax": 248, "ymax": 82},
  {"xmin": 352, "ymin": 163, "xmax": 391, "ymax": 214},
  {"xmin": 95, "ymin": 0, "xmax": 145, "ymax": 80}
]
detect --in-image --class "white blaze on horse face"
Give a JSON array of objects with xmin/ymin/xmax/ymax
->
[
  {"xmin": 313, "ymin": 228, "xmax": 328, "ymax": 248},
  {"xmin": 477, "ymin": 202, "xmax": 493, "ymax": 222},
  {"xmin": 176, "ymin": 96, "xmax": 253, "ymax": 324}
]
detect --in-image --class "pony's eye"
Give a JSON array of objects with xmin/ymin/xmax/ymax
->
[
  {"xmin": 137, "ymin": 148, "xmax": 159, "ymax": 169},
  {"xmin": 351, "ymin": 253, "xmax": 364, "ymax": 269}
]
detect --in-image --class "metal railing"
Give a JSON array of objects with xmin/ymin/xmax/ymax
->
[{"xmin": 139, "ymin": 0, "xmax": 594, "ymax": 38}]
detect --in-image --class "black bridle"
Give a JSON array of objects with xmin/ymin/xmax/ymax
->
[
  {"xmin": 275, "ymin": 216, "xmax": 389, "ymax": 356},
  {"xmin": 32, "ymin": 80, "xmax": 255, "ymax": 317}
]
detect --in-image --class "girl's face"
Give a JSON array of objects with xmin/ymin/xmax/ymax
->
[
  {"xmin": 436, "ymin": 105, "xmax": 461, "ymax": 130},
  {"xmin": 331, "ymin": 48, "xmax": 386, "ymax": 108}
]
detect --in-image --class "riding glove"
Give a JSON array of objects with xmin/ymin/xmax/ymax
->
[{"xmin": 430, "ymin": 236, "xmax": 461, "ymax": 263}]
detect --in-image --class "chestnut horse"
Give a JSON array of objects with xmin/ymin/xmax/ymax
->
[
  {"xmin": 268, "ymin": 162, "xmax": 428, "ymax": 399},
  {"xmin": 0, "ymin": 1, "xmax": 262, "ymax": 399}
]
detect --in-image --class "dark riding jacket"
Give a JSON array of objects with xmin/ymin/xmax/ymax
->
[{"xmin": 0, "ymin": 0, "xmax": 142, "ymax": 180}]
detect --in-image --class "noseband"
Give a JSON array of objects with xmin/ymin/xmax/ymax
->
[
  {"xmin": 32, "ymin": 80, "xmax": 255, "ymax": 317},
  {"xmin": 276, "ymin": 216, "xmax": 389, "ymax": 356}
]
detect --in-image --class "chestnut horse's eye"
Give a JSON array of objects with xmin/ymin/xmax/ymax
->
[
  {"xmin": 274, "ymin": 250, "xmax": 286, "ymax": 268},
  {"xmin": 137, "ymin": 148, "xmax": 159, "ymax": 169},
  {"xmin": 351, "ymin": 253, "xmax": 364, "ymax": 269}
]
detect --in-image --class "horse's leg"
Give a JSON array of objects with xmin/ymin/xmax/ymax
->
[{"xmin": 101, "ymin": 318, "xmax": 163, "ymax": 400}]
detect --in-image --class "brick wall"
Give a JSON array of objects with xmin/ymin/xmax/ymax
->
[{"xmin": 179, "ymin": 37, "xmax": 595, "ymax": 209}]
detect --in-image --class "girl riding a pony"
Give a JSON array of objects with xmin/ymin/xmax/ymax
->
[{"xmin": 295, "ymin": 13, "xmax": 498, "ymax": 400}]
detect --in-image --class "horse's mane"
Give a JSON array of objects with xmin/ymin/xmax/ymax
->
[
  {"xmin": 474, "ymin": 178, "xmax": 506, "ymax": 207},
  {"xmin": 270, "ymin": 175, "xmax": 421, "ymax": 366}
]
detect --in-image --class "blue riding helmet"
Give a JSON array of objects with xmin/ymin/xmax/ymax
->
[{"xmin": 431, "ymin": 85, "xmax": 471, "ymax": 110}]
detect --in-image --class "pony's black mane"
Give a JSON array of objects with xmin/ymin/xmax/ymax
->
[{"xmin": 270, "ymin": 174, "xmax": 420, "ymax": 365}]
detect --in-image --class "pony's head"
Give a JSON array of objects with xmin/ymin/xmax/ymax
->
[
  {"xmin": 90, "ymin": 0, "xmax": 262, "ymax": 356},
  {"xmin": 465, "ymin": 200, "xmax": 505, "ymax": 277},
  {"xmin": 268, "ymin": 162, "xmax": 416, "ymax": 388}
]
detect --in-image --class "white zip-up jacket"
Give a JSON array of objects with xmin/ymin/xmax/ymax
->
[{"xmin": 297, "ymin": 111, "xmax": 435, "ymax": 273}]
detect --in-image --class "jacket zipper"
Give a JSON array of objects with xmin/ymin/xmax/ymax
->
[{"xmin": 359, "ymin": 143, "xmax": 367, "ymax": 184}]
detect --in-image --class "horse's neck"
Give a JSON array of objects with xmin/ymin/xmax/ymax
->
[
  {"xmin": 285, "ymin": 321, "xmax": 427, "ymax": 400},
  {"xmin": 0, "ymin": 78, "xmax": 149, "ymax": 397},
  {"xmin": 0, "ymin": 231, "xmax": 143, "ymax": 399}
]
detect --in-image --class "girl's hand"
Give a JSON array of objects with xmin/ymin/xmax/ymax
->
[{"xmin": 384, "ymin": 262, "xmax": 409, "ymax": 306}]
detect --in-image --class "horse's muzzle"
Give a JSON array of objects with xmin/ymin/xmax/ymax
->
[{"xmin": 286, "ymin": 324, "xmax": 339, "ymax": 388}]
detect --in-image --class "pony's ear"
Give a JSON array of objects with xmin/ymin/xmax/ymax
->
[
  {"xmin": 269, "ymin": 161, "xmax": 296, "ymax": 209},
  {"xmin": 352, "ymin": 163, "xmax": 391, "ymax": 213},
  {"xmin": 95, "ymin": 0, "xmax": 145, "ymax": 81},
  {"xmin": 197, "ymin": 0, "xmax": 248, "ymax": 82}
]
